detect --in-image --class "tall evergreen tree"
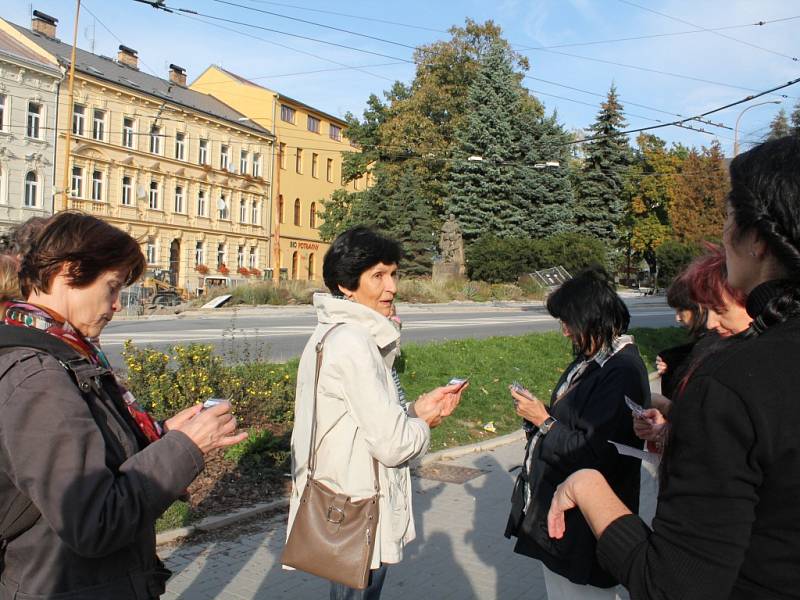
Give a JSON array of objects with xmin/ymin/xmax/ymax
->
[
  {"xmin": 447, "ymin": 42, "xmax": 528, "ymax": 240},
  {"xmin": 790, "ymin": 100, "xmax": 800, "ymax": 137},
  {"xmin": 575, "ymin": 85, "xmax": 632, "ymax": 246},
  {"xmin": 767, "ymin": 108, "xmax": 790, "ymax": 140},
  {"xmin": 515, "ymin": 111, "xmax": 576, "ymax": 237}
]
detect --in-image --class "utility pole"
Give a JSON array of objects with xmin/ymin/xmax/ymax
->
[{"xmin": 60, "ymin": 0, "xmax": 81, "ymax": 209}]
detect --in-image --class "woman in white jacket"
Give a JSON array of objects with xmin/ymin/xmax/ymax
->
[{"xmin": 288, "ymin": 227, "xmax": 467, "ymax": 600}]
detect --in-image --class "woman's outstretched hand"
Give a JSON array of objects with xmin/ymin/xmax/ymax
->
[
  {"xmin": 169, "ymin": 401, "xmax": 248, "ymax": 454},
  {"xmin": 413, "ymin": 382, "xmax": 468, "ymax": 428}
]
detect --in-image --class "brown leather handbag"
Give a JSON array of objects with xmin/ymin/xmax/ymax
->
[{"xmin": 281, "ymin": 324, "xmax": 380, "ymax": 590}]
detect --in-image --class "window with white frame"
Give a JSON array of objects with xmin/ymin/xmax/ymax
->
[
  {"xmin": 0, "ymin": 166, "xmax": 5, "ymax": 204},
  {"xmin": 149, "ymin": 181, "xmax": 159, "ymax": 209},
  {"xmin": 195, "ymin": 241, "xmax": 204, "ymax": 265},
  {"xmin": 280, "ymin": 104, "xmax": 295, "ymax": 123},
  {"xmin": 24, "ymin": 172, "xmax": 38, "ymax": 207},
  {"xmin": 175, "ymin": 132, "xmax": 185, "ymax": 161},
  {"xmin": 251, "ymin": 200, "xmax": 258, "ymax": 225},
  {"xmin": 220, "ymin": 145, "xmax": 229, "ymax": 170},
  {"xmin": 174, "ymin": 185, "xmax": 184, "ymax": 213},
  {"xmin": 92, "ymin": 109, "xmax": 105, "ymax": 141},
  {"xmin": 237, "ymin": 245, "xmax": 244, "ymax": 268},
  {"xmin": 199, "ymin": 139, "xmax": 208, "ymax": 165},
  {"xmin": 146, "ymin": 240, "xmax": 157, "ymax": 265},
  {"xmin": 249, "ymin": 246, "xmax": 257, "ymax": 269},
  {"xmin": 121, "ymin": 176, "xmax": 132, "ymax": 205},
  {"xmin": 311, "ymin": 153, "xmax": 319, "ymax": 178},
  {"xmin": 217, "ymin": 243, "xmax": 225, "ymax": 268},
  {"xmin": 0, "ymin": 94, "xmax": 6, "ymax": 132},
  {"xmin": 296, "ymin": 148, "xmax": 303, "ymax": 174},
  {"xmin": 253, "ymin": 153, "xmax": 261, "ymax": 177},
  {"xmin": 197, "ymin": 189, "xmax": 206, "ymax": 216},
  {"xmin": 71, "ymin": 166, "xmax": 83, "ymax": 198},
  {"xmin": 72, "ymin": 104, "xmax": 85, "ymax": 136},
  {"xmin": 307, "ymin": 115, "xmax": 320, "ymax": 133},
  {"xmin": 327, "ymin": 158, "xmax": 334, "ymax": 182},
  {"xmin": 240, "ymin": 150, "xmax": 248, "ymax": 174},
  {"xmin": 149, "ymin": 125, "xmax": 161, "ymax": 154},
  {"xmin": 310, "ymin": 201, "xmax": 317, "ymax": 228},
  {"xmin": 218, "ymin": 194, "xmax": 229, "ymax": 220},
  {"xmin": 26, "ymin": 102, "xmax": 42, "ymax": 139},
  {"xmin": 91, "ymin": 170, "xmax": 103, "ymax": 201},
  {"xmin": 123, "ymin": 117, "xmax": 134, "ymax": 148},
  {"xmin": 329, "ymin": 124, "xmax": 342, "ymax": 141},
  {"xmin": 239, "ymin": 198, "xmax": 247, "ymax": 223}
]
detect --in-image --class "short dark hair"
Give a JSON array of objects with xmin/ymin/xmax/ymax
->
[
  {"xmin": 8, "ymin": 216, "xmax": 50, "ymax": 257},
  {"xmin": 666, "ymin": 273, "xmax": 707, "ymax": 338},
  {"xmin": 546, "ymin": 266, "xmax": 630, "ymax": 356},
  {"xmin": 323, "ymin": 227, "xmax": 402, "ymax": 296},
  {"xmin": 19, "ymin": 211, "xmax": 145, "ymax": 297}
]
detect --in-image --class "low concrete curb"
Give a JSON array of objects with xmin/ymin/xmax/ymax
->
[
  {"xmin": 156, "ymin": 498, "xmax": 289, "ymax": 545},
  {"xmin": 155, "ymin": 430, "xmax": 525, "ymax": 546}
]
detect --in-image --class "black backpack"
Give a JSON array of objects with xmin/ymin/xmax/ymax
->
[{"xmin": 0, "ymin": 325, "xmax": 113, "ymax": 558}]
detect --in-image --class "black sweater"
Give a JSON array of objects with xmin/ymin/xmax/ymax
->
[{"xmin": 597, "ymin": 282, "xmax": 800, "ymax": 599}]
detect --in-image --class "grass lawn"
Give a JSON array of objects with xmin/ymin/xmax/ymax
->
[{"xmin": 399, "ymin": 327, "xmax": 688, "ymax": 451}]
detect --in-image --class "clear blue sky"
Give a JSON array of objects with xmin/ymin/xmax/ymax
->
[{"xmin": 4, "ymin": 0, "xmax": 798, "ymax": 156}]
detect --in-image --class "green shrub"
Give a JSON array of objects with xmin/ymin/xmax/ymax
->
[
  {"xmin": 466, "ymin": 236, "xmax": 540, "ymax": 282},
  {"xmin": 539, "ymin": 232, "xmax": 608, "ymax": 275},
  {"xmin": 224, "ymin": 428, "xmax": 290, "ymax": 474},
  {"xmin": 656, "ymin": 239, "xmax": 702, "ymax": 284}
]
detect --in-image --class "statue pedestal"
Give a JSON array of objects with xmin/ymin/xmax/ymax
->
[{"xmin": 432, "ymin": 261, "xmax": 465, "ymax": 283}]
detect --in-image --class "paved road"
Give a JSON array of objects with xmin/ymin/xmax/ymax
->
[
  {"xmin": 100, "ymin": 298, "xmax": 675, "ymax": 368},
  {"xmin": 160, "ymin": 435, "xmax": 658, "ymax": 600}
]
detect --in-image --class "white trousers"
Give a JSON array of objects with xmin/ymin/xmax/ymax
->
[{"xmin": 543, "ymin": 567, "xmax": 626, "ymax": 600}]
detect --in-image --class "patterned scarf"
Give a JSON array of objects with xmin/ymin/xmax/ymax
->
[{"xmin": 1, "ymin": 301, "xmax": 163, "ymax": 444}]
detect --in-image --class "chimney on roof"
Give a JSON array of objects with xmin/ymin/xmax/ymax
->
[
  {"xmin": 169, "ymin": 64, "xmax": 187, "ymax": 87},
  {"xmin": 32, "ymin": 10, "xmax": 58, "ymax": 39},
  {"xmin": 117, "ymin": 45, "xmax": 139, "ymax": 70}
]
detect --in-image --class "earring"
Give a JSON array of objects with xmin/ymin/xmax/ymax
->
[{"xmin": 750, "ymin": 250, "xmax": 757, "ymax": 257}]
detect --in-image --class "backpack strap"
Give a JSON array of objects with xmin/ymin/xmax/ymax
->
[{"xmin": 0, "ymin": 325, "xmax": 110, "ymax": 550}]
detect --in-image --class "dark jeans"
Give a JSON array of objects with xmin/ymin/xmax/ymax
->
[{"xmin": 329, "ymin": 565, "xmax": 388, "ymax": 600}]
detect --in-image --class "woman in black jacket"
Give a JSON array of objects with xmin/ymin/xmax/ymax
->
[
  {"xmin": 548, "ymin": 135, "xmax": 800, "ymax": 600},
  {"xmin": 505, "ymin": 267, "xmax": 649, "ymax": 599}
]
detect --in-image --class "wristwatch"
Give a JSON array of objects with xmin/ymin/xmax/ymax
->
[{"xmin": 538, "ymin": 416, "xmax": 557, "ymax": 435}]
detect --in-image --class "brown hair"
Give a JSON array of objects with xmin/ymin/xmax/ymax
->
[
  {"xmin": 19, "ymin": 212, "xmax": 145, "ymax": 297},
  {"xmin": 0, "ymin": 253, "xmax": 21, "ymax": 302}
]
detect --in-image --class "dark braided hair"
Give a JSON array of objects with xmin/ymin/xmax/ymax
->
[{"xmin": 728, "ymin": 136, "xmax": 800, "ymax": 325}]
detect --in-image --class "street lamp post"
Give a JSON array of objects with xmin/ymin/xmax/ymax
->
[{"xmin": 733, "ymin": 100, "xmax": 781, "ymax": 156}]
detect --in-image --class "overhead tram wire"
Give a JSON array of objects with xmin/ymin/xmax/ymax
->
[
  {"xmin": 148, "ymin": 2, "xmax": 415, "ymax": 64},
  {"xmin": 524, "ymin": 75, "xmax": 732, "ymax": 130},
  {"xmin": 515, "ymin": 16, "xmax": 800, "ymax": 52},
  {"xmin": 139, "ymin": 0, "xmax": 794, "ymax": 102},
  {"xmin": 174, "ymin": 11, "xmax": 400, "ymax": 82},
  {"xmin": 211, "ymin": 0, "xmax": 420, "ymax": 52},
  {"xmin": 560, "ymin": 76, "xmax": 800, "ymax": 147},
  {"xmin": 237, "ymin": 0, "xmax": 449, "ymax": 34},
  {"xmin": 617, "ymin": 0, "xmax": 799, "ymax": 62}
]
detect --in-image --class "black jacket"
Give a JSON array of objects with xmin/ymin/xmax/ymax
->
[
  {"xmin": 0, "ymin": 348, "xmax": 204, "ymax": 599},
  {"xmin": 598, "ymin": 282, "xmax": 800, "ymax": 599},
  {"xmin": 506, "ymin": 342, "xmax": 649, "ymax": 587}
]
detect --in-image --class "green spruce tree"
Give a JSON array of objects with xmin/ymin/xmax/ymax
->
[
  {"xmin": 447, "ymin": 42, "xmax": 530, "ymax": 241},
  {"xmin": 791, "ymin": 100, "xmax": 800, "ymax": 137},
  {"xmin": 767, "ymin": 107, "xmax": 790, "ymax": 140},
  {"xmin": 515, "ymin": 110, "xmax": 576, "ymax": 237},
  {"xmin": 575, "ymin": 85, "xmax": 632, "ymax": 246}
]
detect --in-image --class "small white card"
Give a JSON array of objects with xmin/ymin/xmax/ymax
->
[{"xmin": 609, "ymin": 440, "xmax": 661, "ymax": 466}]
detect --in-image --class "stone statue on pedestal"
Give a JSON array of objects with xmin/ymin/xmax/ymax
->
[{"xmin": 433, "ymin": 214, "xmax": 466, "ymax": 281}]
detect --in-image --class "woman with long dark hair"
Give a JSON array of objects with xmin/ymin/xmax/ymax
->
[
  {"xmin": 505, "ymin": 266, "xmax": 649, "ymax": 600},
  {"xmin": 547, "ymin": 136, "xmax": 800, "ymax": 599}
]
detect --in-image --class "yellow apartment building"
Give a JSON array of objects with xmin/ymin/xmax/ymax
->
[
  {"xmin": 4, "ymin": 13, "xmax": 275, "ymax": 294},
  {"xmin": 191, "ymin": 65, "xmax": 367, "ymax": 282}
]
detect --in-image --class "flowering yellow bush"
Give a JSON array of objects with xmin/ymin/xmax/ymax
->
[{"xmin": 122, "ymin": 340, "xmax": 296, "ymax": 425}]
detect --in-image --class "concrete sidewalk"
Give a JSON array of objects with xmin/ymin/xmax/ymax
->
[{"xmin": 161, "ymin": 435, "xmax": 656, "ymax": 599}]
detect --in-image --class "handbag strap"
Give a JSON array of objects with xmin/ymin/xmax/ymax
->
[{"xmin": 307, "ymin": 323, "xmax": 380, "ymax": 494}]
